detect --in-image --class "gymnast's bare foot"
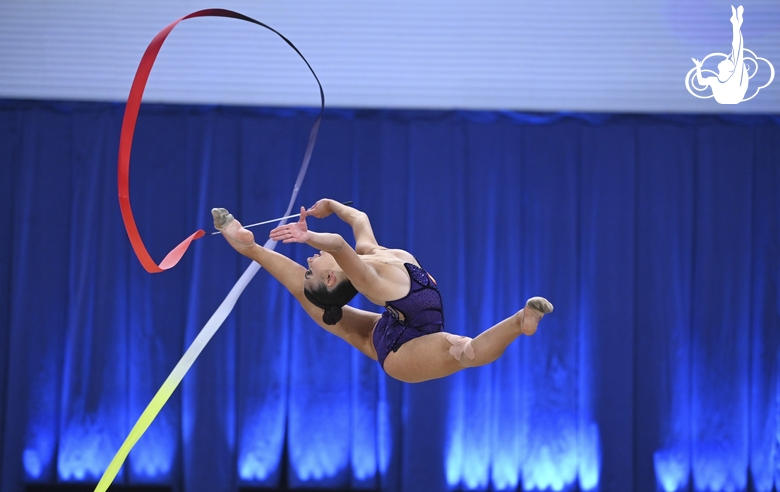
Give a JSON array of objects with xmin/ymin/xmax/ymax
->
[
  {"xmin": 517, "ymin": 296, "xmax": 554, "ymax": 336},
  {"xmin": 211, "ymin": 208, "xmax": 255, "ymax": 250}
]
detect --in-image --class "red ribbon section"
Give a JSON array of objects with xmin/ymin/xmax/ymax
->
[{"xmin": 118, "ymin": 9, "xmax": 324, "ymax": 273}]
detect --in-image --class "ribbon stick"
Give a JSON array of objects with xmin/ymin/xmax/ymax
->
[
  {"xmin": 98, "ymin": 9, "xmax": 324, "ymax": 491},
  {"xmin": 210, "ymin": 200, "xmax": 353, "ymax": 235},
  {"xmin": 118, "ymin": 8, "xmax": 324, "ymax": 273}
]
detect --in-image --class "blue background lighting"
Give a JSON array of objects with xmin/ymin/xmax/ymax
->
[{"xmin": 1, "ymin": 102, "xmax": 779, "ymax": 492}]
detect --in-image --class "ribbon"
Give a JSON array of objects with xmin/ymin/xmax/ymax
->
[
  {"xmin": 98, "ymin": 9, "xmax": 324, "ymax": 491},
  {"xmin": 118, "ymin": 8, "xmax": 324, "ymax": 273}
]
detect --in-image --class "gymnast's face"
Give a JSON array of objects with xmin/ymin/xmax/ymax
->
[{"xmin": 304, "ymin": 252, "xmax": 339, "ymax": 288}]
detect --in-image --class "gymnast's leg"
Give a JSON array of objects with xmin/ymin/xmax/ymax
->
[
  {"xmin": 730, "ymin": 5, "xmax": 744, "ymax": 65},
  {"xmin": 447, "ymin": 297, "xmax": 553, "ymax": 366},
  {"xmin": 383, "ymin": 297, "xmax": 553, "ymax": 383},
  {"xmin": 212, "ymin": 208, "xmax": 380, "ymax": 360}
]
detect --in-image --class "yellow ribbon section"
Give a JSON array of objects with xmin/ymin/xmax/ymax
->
[
  {"xmin": 94, "ymin": 379, "xmax": 178, "ymax": 491},
  {"xmin": 94, "ymin": 260, "xmax": 263, "ymax": 491}
]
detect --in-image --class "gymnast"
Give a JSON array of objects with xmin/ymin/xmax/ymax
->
[
  {"xmin": 211, "ymin": 199, "xmax": 552, "ymax": 383},
  {"xmin": 692, "ymin": 5, "xmax": 749, "ymax": 104}
]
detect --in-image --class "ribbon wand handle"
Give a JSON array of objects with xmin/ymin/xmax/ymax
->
[{"xmin": 210, "ymin": 200, "xmax": 354, "ymax": 235}]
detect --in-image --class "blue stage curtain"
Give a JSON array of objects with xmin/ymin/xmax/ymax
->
[
  {"xmin": 0, "ymin": 100, "xmax": 779, "ymax": 492},
  {"xmin": 750, "ymin": 126, "xmax": 780, "ymax": 492},
  {"xmin": 635, "ymin": 123, "xmax": 697, "ymax": 492}
]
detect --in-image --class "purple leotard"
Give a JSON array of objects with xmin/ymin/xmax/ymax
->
[{"xmin": 372, "ymin": 263, "xmax": 444, "ymax": 368}]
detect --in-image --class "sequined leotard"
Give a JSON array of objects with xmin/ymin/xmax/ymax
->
[{"xmin": 372, "ymin": 263, "xmax": 444, "ymax": 368}]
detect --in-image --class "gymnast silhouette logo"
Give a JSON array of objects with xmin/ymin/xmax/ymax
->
[{"xmin": 685, "ymin": 5, "xmax": 774, "ymax": 104}]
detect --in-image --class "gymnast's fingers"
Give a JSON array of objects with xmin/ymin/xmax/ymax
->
[{"xmin": 269, "ymin": 226, "xmax": 288, "ymax": 240}]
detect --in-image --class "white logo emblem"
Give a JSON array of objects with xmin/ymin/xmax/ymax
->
[{"xmin": 685, "ymin": 5, "xmax": 774, "ymax": 104}]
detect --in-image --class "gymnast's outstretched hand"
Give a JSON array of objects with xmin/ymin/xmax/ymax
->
[
  {"xmin": 269, "ymin": 206, "xmax": 311, "ymax": 243},
  {"xmin": 306, "ymin": 198, "xmax": 335, "ymax": 219}
]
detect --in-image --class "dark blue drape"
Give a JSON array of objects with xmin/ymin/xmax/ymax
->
[{"xmin": 0, "ymin": 100, "xmax": 778, "ymax": 492}]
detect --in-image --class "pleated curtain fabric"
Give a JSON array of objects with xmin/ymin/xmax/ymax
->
[{"xmin": 0, "ymin": 100, "xmax": 778, "ymax": 492}]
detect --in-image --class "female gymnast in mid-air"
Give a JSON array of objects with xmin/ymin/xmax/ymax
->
[
  {"xmin": 212, "ymin": 199, "xmax": 552, "ymax": 383},
  {"xmin": 691, "ymin": 5, "xmax": 749, "ymax": 104}
]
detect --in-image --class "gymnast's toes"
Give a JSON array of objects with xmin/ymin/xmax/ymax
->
[
  {"xmin": 526, "ymin": 296, "xmax": 553, "ymax": 315},
  {"xmin": 518, "ymin": 297, "xmax": 552, "ymax": 336},
  {"xmin": 212, "ymin": 208, "xmax": 254, "ymax": 247},
  {"xmin": 211, "ymin": 208, "xmax": 234, "ymax": 230}
]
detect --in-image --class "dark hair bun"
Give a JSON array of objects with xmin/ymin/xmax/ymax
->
[{"xmin": 322, "ymin": 306, "xmax": 343, "ymax": 325}]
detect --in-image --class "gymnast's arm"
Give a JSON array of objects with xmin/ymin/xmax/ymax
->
[
  {"xmin": 308, "ymin": 199, "xmax": 379, "ymax": 254},
  {"xmin": 269, "ymin": 208, "xmax": 405, "ymax": 301},
  {"xmin": 270, "ymin": 207, "xmax": 409, "ymax": 300}
]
